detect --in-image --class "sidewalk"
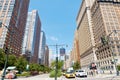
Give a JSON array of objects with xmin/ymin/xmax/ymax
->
[
  {"xmin": 88, "ymin": 73, "xmax": 118, "ymax": 78},
  {"xmin": 96, "ymin": 74, "xmax": 116, "ymax": 78}
]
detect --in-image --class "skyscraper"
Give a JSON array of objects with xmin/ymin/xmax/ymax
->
[
  {"xmin": 72, "ymin": 30, "xmax": 80, "ymax": 64},
  {"xmin": 22, "ymin": 10, "xmax": 41, "ymax": 63},
  {"xmin": 76, "ymin": 0, "xmax": 96, "ymax": 71},
  {"xmin": 38, "ymin": 31, "xmax": 46, "ymax": 64},
  {"xmin": 76, "ymin": 0, "xmax": 120, "ymax": 74},
  {"xmin": 0, "ymin": 0, "xmax": 29, "ymax": 55},
  {"xmin": 45, "ymin": 45, "xmax": 49, "ymax": 66},
  {"xmin": 91, "ymin": 0, "xmax": 120, "ymax": 74}
]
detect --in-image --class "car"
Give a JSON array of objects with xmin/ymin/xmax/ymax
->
[
  {"xmin": 5, "ymin": 71, "xmax": 17, "ymax": 79},
  {"xmin": 62, "ymin": 72, "xmax": 66, "ymax": 76},
  {"xmin": 65, "ymin": 71, "xmax": 75, "ymax": 78},
  {"xmin": 75, "ymin": 69, "xmax": 87, "ymax": 77},
  {"xmin": 6, "ymin": 66, "xmax": 18, "ymax": 73}
]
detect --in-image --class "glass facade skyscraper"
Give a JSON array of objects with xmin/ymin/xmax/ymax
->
[
  {"xmin": 0, "ymin": 0, "xmax": 29, "ymax": 55},
  {"xmin": 22, "ymin": 10, "xmax": 41, "ymax": 63},
  {"xmin": 39, "ymin": 31, "xmax": 46, "ymax": 64}
]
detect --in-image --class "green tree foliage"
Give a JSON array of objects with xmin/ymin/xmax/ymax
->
[
  {"xmin": 49, "ymin": 60, "xmax": 63, "ymax": 77},
  {"xmin": 39, "ymin": 65, "xmax": 45, "ymax": 72},
  {"xmin": 117, "ymin": 65, "xmax": 120, "ymax": 71},
  {"xmin": 15, "ymin": 56, "xmax": 28, "ymax": 72},
  {"xmin": 0, "ymin": 48, "xmax": 51, "ymax": 73},
  {"xmin": 51, "ymin": 60, "xmax": 64, "ymax": 69},
  {"xmin": 49, "ymin": 70, "xmax": 62, "ymax": 77},
  {"xmin": 58, "ymin": 61, "xmax": 64, "ymax": 69},
  {"xmin": 29, "ymin": 63, "xmax": 40, "ymax": 71},
  {"xmin": 0, "ymin": 48, "xmax": 17, "ymax": 70},
  {"xmin": 44, "ymin": 66, "xmax": 51, "ymax": 72},
  {"xmin": 29, "ymin": 63, "xmax": 51, "ymax": 72},
  {"xmin": 0, "ymin": 48, "xmax": 5, "ymax": 70},
  {"xmin": 72, "ymin": 61, "xmax": 80, "ymax": 70},
  {"xmin": 8, "ymin": 54, "xmax": 17, "ymax": 66}
]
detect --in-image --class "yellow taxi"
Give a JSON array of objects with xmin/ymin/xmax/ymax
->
[{"xmin": 65, "ymin": 71, "xmax": 75, "ymax": 78}]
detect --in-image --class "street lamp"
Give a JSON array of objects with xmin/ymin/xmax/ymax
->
[
  {"xmin": 0, "ymin": 22, "xmax": 10, "ymax": 80},
  {"xmin": 101, "ymin": 30, "xmax": 119, "ymax": 76}
]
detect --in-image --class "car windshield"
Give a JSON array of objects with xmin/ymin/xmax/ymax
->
[
  {"xmin": 66, "ymin": 70, "xmax": 74, "ymax": 73},
  {"xmin": 66, "ymin": 71, "xmax": 73, "ymax": 74},
  {"xmin": 76, "ymin": 70, "xmax": 84, "ymax": 72}
]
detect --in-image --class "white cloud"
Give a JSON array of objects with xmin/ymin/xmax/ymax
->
[
  {"xmin": 46, "ymin": 35, "xmax": 58, "ymax": 42},
  {"xmin": 49, "ymin": 36, "xmax": 58, "ymax": 41},
  {"xmin": 50, "ymin": 36, "xmax": 58, "ymax": 41}
]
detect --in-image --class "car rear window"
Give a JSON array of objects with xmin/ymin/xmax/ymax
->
[{"xmin": 79, "ymin": 70, "xmax": 84, "ymax": 72}]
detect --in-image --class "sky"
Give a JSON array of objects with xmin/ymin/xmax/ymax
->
[{"xmin": 29, "ymin": 0, "xmax": 82, "ymax": 55}]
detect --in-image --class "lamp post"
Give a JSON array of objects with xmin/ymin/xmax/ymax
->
[
  {"xmin": 55, "ymin": 44, "xmax": 58, "ymax": 80},
  {"xmin": 101, "ymin": 30, "xmax": 119, "ymax": 76},
  {"xmin": 49, "ymin": 44, "xmax": 67, "ymax": 80},
  {"xmin": 0, "ymin": 22, "xmax": 10, "ymax": 80},
  {"xmin": 1, "ymin": 47, "xmax": 9, "ymax": 80}
]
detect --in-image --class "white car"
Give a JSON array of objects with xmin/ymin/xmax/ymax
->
[{"xmin": 75, "ymin": 70, "xmax": 87, "ymax": 77}]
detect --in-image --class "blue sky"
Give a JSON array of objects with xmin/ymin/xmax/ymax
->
[{"xmin": 29, "ymin": 0, "xmax": 82, "ymax": 54}]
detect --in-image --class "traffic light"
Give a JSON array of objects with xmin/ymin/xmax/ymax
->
[
  {"xmin": 101, "ymin": 36, "xmax": 108, "ymax": 45},
  {"xmin": 5, "ymin": 47, "xmax": 9, "ymax": 54}
]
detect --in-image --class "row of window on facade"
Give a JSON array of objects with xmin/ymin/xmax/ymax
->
[{"xmin": 100, "ymin": 65, "xmax": 114, "ymax": 70}]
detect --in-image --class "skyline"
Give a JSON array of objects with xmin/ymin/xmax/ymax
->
[{"xmin": 29, "ymin": 0, "xmax": 82, "ymax": 54}]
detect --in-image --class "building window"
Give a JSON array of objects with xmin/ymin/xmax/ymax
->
[
  {"xmin": 114, "ymin": 37, "xmax": 118, "ymax": 40},
  {"xmin": 3, "ymin": 6, "xmax": 7, "ymax": 10},
  {"xmin": 117, "ymin": 46, "xmax": 120, "ymax": 52},
  {"xmin": 111, "ymin": 66, "xmax": 113, "ymax": 70}
]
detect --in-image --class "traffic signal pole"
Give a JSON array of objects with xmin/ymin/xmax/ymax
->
[
  {"xmin": 55, "ymin": 45, "xmax": 58, "ymax": 80},
  {"xmin": 49, "ymin": 44, "xmax": 67, "ymax": 80}
]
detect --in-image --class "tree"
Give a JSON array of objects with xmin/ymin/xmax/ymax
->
[
  {"xmin": 0, "ymin": 48, "xmax": 5, "ymax": 70},
  {"xmin": 72, "ymin": 61, "xmax": 80, "ymax": 70},
  {"xmin": 51, "ymin": 60, "xmax": 64, "ymax": 70},
  {"xmin": 8, "ymin": 54, "xmax": 17, "ymax": 66},
  {"xmin": 43, "ymin": 66, "xmax": 51, "ymax": 72},
  {"xmin": 15, "ymin": 56, "xmax": 28, "ymax": 72},
  {"xmin": 58, "ymin": 61, "xmax": 64, "ymax": 69},
  {"xmin": 117, "ymin": 65, "xmax": 120, "ymax": 71},
  {"xmin": 29, "ymin": 63, "xmax": 40, "ymax": 71}
]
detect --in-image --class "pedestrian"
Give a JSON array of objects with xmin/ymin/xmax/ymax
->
[
  {"xmin": 110, "ymin": 71, "xmax": 112, "ymax": 74},
  {"xmin": 96, "ymin": 71, "xmax": 98, "ymax": 74},
  {"xmin": 91, "ymin": 71, "xmax": 93, "ymax": 76}
]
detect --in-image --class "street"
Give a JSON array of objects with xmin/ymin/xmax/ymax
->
[{"xmin": 1, "ymin": 74, "xmax": 120, "ymax": 80}]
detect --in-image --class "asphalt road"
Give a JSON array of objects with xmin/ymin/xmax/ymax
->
[{"xmin": 1, "ymin": 74, "xmax": 120, "ymax": 80}]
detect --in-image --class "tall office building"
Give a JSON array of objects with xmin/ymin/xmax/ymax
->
[
  {"xmin": 76, "ymin": 0, "xmax": 96, "ymax": 71},
  {"xmin": 45, "ymin": 45, "xmax": 49, "ymax": 66},
  {"xmin": 38, "ymin": 31, "xmax": 46, "ymax": 64},
  {"xmin": 48, "ymin": 49, "xmax": 55, "ymax": 67},
  {"xmin": 0, "ymin": 0, "xmax": 29, "ymax": 55},
  {"xmin": 63, "ymin": 54, "xmax": 71, "ymax": 69},
  {"xmin": 22, "ymin": 10, "xmax": 41, "ymax": 63},
  {"xmin": 71, "ymin": 30, "xmax": 80, "ymax": 64},
  {"xmin": 76, "ymin": 0, "xmax": 120, "ymax": 74},
  {"xmin": 91, "ymin": 0, "xmax": 120, "ymax": 73}
]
